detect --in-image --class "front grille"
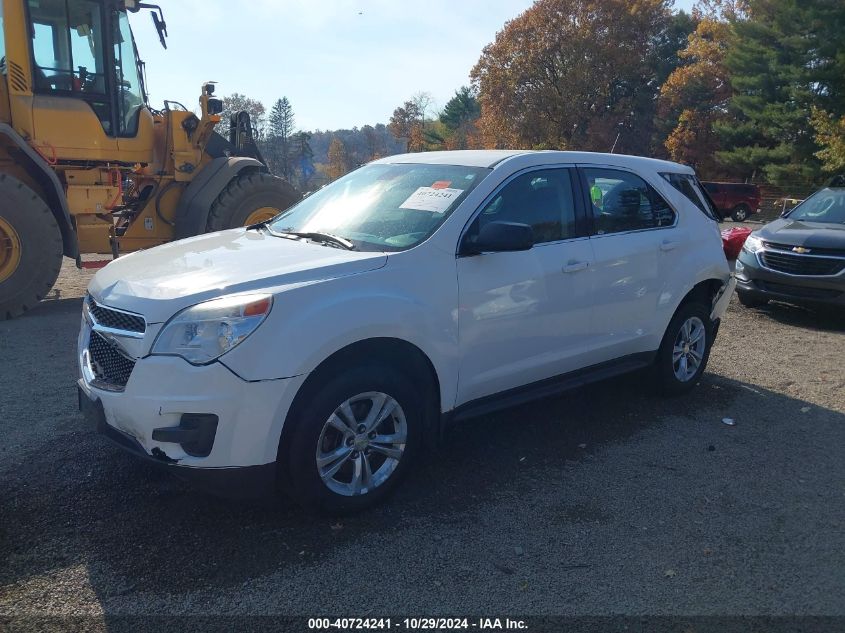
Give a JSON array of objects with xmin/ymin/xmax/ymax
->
[
  {"xmin": 758, "ymin": 281, "xmax": 842, "ymax": 300},
  {"xmin": 760, "ymin": 251, "xmax": 845, "ymax": 276},
  {"xmin": 763, "ymin": 242, "xmax": 845, "ymax": 257},
  {"xmin": 88, "ymin": 297, "xmax": 145, "ymax": 334},
  {"xmin": 88, "ymin": 331, "xmax": 136, "ymax": 388}
]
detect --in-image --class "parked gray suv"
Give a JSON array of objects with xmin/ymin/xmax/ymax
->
[{"xmin": 735, "ymin": 181, "xmax": 845, "ymax": 308}]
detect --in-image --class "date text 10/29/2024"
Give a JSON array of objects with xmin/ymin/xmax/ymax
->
[{"xmin": 308, "ymin": 618, "xmax": 528, "ymax": 630}]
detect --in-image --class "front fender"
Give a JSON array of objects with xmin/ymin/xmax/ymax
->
[{"xmin": 222, "ymin": 264, "xmax": 460, "ymax": 412}]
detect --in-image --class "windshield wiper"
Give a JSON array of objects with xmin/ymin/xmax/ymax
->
[{"xmin": 265, "ymin": 227, "xmax": 356, "ymax": 250}]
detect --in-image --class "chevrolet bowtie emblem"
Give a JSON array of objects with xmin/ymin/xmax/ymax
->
[{"xmin": 792, "ymin": 246, "xmax": 811, "ymax": 254}]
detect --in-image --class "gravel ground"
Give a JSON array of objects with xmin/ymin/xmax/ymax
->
[{"xmin": 1, "ymin": 229, "xmax": 843, "ymax": 622}]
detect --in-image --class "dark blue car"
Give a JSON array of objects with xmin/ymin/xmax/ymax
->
[{"xmin": 735, "ymin": 179, "xmax": 845, "ymax": 308}]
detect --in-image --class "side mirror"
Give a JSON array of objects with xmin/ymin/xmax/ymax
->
[{"xmin": 461, "ymin": 221, "xmax": 534, "ymax": 256}]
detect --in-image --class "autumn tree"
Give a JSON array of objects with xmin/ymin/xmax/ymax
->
[
  {"xmin": 267, "ymin": 97, "xmax": 295, "ymax": 180},
  {"xmin": 470, "ymin": 0, "xmax": 674, "ymax": 152},
  {"xmin": 658, "ymin": 15, "xmax": 733, "ymax": 176},
  {"xmin": 216, "ymin": 93, "xmax": 266, "ymax": 139},
  {"xmin": 388, "ymin": 101, "xmax": 423, "ymax": 152},
  {"xmin": 326, "ymin": 137, "xmax": 352, "ymax": 180},
  {"xmin": 411, "ymin": 92, "xmax": 434, "ymax": 123},
  {"xmin": 810, "ymin": 108, "xmax": 845, "ymax": 174}
]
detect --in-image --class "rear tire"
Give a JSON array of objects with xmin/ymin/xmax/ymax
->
[
  {"xmin": 737, "ymin": 290, "xmax": 768, "ymax": 308},
  {"xmin": 282, "ymin": 363, "xmax": 424, "ymax": 514},
  {"xmin": 731, "ymin": 204, "xmax": 751, "ymax": 222},
  {"xmin": 0, "ymin": 174, "xmax": 63, "ymax": 320},
  {"xmin": 653, "ymin": 301, "xmax": 714, "ymax": 396},
  {"xmin": 205, "ymin": 171, "xmax": 299, "ymax": 232}
]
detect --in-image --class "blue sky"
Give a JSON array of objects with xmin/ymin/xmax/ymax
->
[{"xmin": 131, "ymin": 0, "xmax": 697, "ymax": 131}]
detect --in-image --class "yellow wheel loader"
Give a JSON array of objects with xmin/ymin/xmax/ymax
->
[{"xmin": 0, "ymin": 0, "xmax": 299, "ymax": 319}]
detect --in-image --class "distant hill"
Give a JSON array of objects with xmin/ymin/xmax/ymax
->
[{"xmin": 308, "ymin": 124, "xmax": 405, "ymax": 166}]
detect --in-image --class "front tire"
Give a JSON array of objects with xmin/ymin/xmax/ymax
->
[
  {"xmin": 731, "ymin": 204, "xmax": 751, "ymax": 222},
  {"xmin": 206, "ymin": 171, "xmax": 299, "ymax": 231},
  {"xmin": 0, "ymin": 174, "xmax": 63, "ymax": 320},
  {"xmin": 282, "ymin": 363, "xmax": 424, "ymax": 514},
  {"xmin": 653, "ymin": 301, "xmax": 714, "ymax": 395}
]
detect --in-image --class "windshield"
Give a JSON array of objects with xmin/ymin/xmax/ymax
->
[
  {"xmin": 788, "ymin": 187, "xmax": 845, "ymax": 224},
  {"xmin": 268, "ymin": 163, "xmax": 490, "ymax": 251}
]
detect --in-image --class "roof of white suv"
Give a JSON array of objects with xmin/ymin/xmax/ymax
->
[{"xmin": 375, "ymin": 150, "xmax": 694, "ymax": 174}]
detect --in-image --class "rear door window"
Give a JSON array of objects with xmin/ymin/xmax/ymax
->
[
  {"xmin": 583, "ymin": 168, "xmax": 675, "ymax": 235},
  {"xmin": 661, "ymin": 173, "xmax": 721, "ymax": 221}
]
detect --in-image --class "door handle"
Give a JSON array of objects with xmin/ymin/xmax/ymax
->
[
  {"xmin": 562, "ymin": 260, "xmax": 589, "ymax": 273},
  {"xmin": 660, "ymin": 240, "xmax": 678, "ymax": 252}
]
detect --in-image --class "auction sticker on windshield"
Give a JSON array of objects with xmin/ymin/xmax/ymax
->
[{"xmin": 400, "ymin": 186, "xmax": 464, "ymax": 213}]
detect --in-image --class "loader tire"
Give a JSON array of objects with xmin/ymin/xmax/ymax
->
[
  {"xmin": 205, "ymin": 171, "xmax": 300, "ymax": 232},
  {"xmin": 0, "ymin": 173, "xmax": 63, "ymax": 320}
]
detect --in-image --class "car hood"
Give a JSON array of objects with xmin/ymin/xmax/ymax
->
[
  {"xmin": 89, "ymin": 228, "xmax": 387, "ymax": 323},
  {"xmin": 757, "ymin": 218, "xmax": 845, "ymax": 249}
]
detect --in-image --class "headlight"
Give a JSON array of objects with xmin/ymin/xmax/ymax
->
[
  {"xmin": 151, "ymin": 294, "xmax": 273, "ymax": 365},
  {"xmin": 742, "ymin": 233, "xmax": 764, "ymax": 254},
  {"xmin": 81, "ymin": 294, "xmax": 92, "ymax": 324}
]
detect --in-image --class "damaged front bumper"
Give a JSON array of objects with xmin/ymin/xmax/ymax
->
[
  {"xmin": 78, "ymin": 384, "xmax": 277, "ymax": 498},
  {"xmin": 78, "ymin": 350, "xmax": 307, "ymax": 499}
]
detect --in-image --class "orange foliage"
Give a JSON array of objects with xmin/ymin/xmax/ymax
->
[
  {"xmin": 658, "ymin": 16, "xmax": 732, "ymax": 175},
  {"xmin": 470, "ymin": 0, "xmax": 671, "ymax": 151}
]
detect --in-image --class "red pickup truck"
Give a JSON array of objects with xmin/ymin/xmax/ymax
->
[{"xmin": 701, "ymin": 182, "xmax": 761, "ymax": 222}]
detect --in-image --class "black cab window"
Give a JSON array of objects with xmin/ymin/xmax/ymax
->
[
  {"xmin": 28, "ymin": 0, "xmax": 111, "ymax": 132},
  {"xmin": 471, "ymin": 168, "xmax": 578, "ymax": 245},
  {"xmin": 113, "ymin": 10, "xmax": 145, "ymax": 136},
  {"xmin": 584, "ymin": 168, "xmax": 675, "ymax": 235},
  {"xmin": 29, "ymin": 0, "xmax": 107, "ymax": 93}
]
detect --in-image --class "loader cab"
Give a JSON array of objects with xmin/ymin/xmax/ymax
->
[{"xmin": 26, "ymin": 0, "xmax": 147, "ymax": 138}]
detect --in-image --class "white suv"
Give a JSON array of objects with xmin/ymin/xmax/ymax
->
[{"xmin": 78, "ymin": 151, "xmax": 735, "ymax": 512}]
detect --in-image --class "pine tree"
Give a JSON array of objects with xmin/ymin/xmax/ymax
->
[
  {"xmin": 439, "ymin": 87, "xmax": 480, "ymax": 132},
  {"xmin": 715, "ymin": 0, "xmax": 845, "ymax": 186},
  {"xmin": 293, "ymin": 131, "xmax": 315, "ymax": 190},
  {"xmin": 268, "ymin": 97, "xmax": 296, "ymax": 180}
]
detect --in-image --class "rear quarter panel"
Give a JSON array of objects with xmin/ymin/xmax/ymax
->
[{"xmin": 647, "ymin": 178, "xmax": 732, "ymax": 349}]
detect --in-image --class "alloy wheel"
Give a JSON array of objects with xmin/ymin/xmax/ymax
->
[
  {"xmin": 316, "ymin": 391, "xmax": 407, "ymax": 497},
  {"xmin": 672, "ymin": 316, "xmax": 706, "ymax": 382}
]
